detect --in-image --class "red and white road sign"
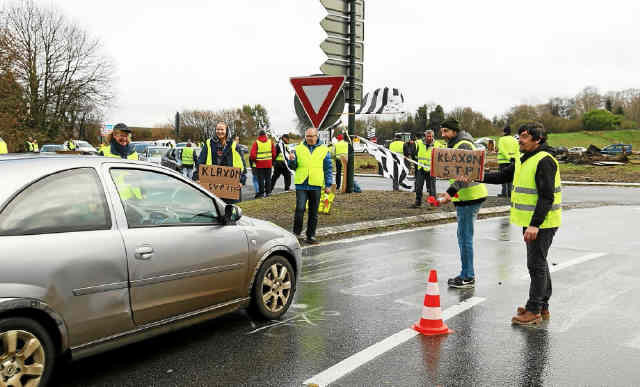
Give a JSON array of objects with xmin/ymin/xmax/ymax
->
[{"xmin": 290, "ymin": 75, "xmax": 346, "ymax": 129}]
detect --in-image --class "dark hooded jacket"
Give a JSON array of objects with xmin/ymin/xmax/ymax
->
[{"xmin": 483, "ymin": 142, "xmax": 558, "ymax": 228}]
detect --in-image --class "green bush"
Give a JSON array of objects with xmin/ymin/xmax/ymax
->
[
  {"xmin": 620, "ymin": 119, "xmax": 638, "ymax": 129},
  {"xmin": 583, "ymin": 109, "xmax": 622, "ymax": 131}
]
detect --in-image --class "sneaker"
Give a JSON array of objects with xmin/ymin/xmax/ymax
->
[
  {"xmin": 410, "ymin": 203, "xmax": 422, "ymax": 208},
  {"xmin": 517, "ymin": 306, "xmax": 549, "ymax": 320},
  {"xmin": 305, "ymin": 237, "xmax": 319, "ymax": 245},
  {"xmin": 449, "ymin": 277, "xmax": 475, "ymax": 289},
  {"xmin": 447, "ymin": 276, "xmax": 462, "ymax": 286},
  {"xmin": 512, "ymin": 310, "xmax": 542, "ymax": 325}
]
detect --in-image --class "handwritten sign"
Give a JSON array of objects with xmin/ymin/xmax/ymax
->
[
  {"xmin": 430, "ymin": 148, "xmax": 485, "ymax": 181},
  {"xmin": 198, "ymin": 165, "xmax": 241, "ymax": 200}
]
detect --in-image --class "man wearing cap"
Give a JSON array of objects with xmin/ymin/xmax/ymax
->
[
  {"xmin": 332, "ymin": 134, "xmax": 348, "ymax": 190},
  {"xmin": 497, "ymin": 125, "xmax": 520, "ymax": 198},
  {"xmin": 412, "ymin": 129, "xmax": 437, "ymax": 207},
  {"xmin": 438, "ymin": 119, "xmax": 488, "ymax": 289},
  {"xmin": 271, "ymin": 134, "xmax": 292, "ymax": 192},
  {"xmin": 288, "ymin": 127, "xmax": 333, "ymax": 244},
  {"xmin": 479, "ymin": 122, "xmax": 561, "ymax": 325},
  {"xmin": 250, "ymin": 129, "xmax": 276, "ymax": 198},
  {"xmin": 99, "ymin": 123, "xmax": 138, "ymax": 160}
]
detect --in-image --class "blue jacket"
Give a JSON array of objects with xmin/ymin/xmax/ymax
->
[{"xmin": 287, "ymin": 140, "xmax": 333, "ymax": 190}]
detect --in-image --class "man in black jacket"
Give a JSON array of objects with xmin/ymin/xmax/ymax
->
[{"xmin": 480, "ymin": 122, "xmax": 561, "ymax": 325}]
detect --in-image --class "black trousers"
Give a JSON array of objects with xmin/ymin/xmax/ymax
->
[
  {"xmin": 255, "ymin": 167, "xmax": 272, "ymax": 197},
  {"xmin": 335, "ymin": 160, "xmax": 343, "ymax": 189},
  {"xmin": 499, "ymin": 163, "xmax": 513, "ymax": 196},
  {"xmin": 414, "ymin": 168, "xmax": 436, "ymax": 204},
  {"xmin": 525, "ymin": 227, "xmax": 557, "ymax": 313},
  {"xmin": 293, "ymin": 189, "xmax": 321, "ymax": 238},
  {"xmin": 271, "ymin": 161, "xmax": 291, "ymax": 191}
]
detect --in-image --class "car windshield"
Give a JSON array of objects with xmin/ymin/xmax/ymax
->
[
  {"xmin": 148, "ymin": 148, "xmax": 168, "ymax": 157},
  {"xmin": 41, "ymin": 145, "xmax": 64, "ymax": 152}
]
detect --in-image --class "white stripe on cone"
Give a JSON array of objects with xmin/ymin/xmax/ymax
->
[
  {"xmin": 421, "ymin": 306, "xmax": 443, "ymax": 320},
  {"xmin": 426, "ymin": 282, "xmax": 439, "ymax": 295}
]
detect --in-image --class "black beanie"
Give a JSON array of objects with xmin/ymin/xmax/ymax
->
[
  {"xmin": 504, "ymin": 125, "xmax": 511, "ymax": 134},
  {"xmin": 440, "ymin": 119, "xmax": 460, "ymax": 131}
]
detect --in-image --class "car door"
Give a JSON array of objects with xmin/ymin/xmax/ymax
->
[{"xmin": 106, "ymin": 166, "xmax": 249, "ymax": 325}]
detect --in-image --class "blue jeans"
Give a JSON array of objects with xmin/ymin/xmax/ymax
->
[
  {"xmin": 456, "ymin": 202, "xmax": 483, "ymax": 279},
  {"xmin": 252, "ymin": 173, "xmax": 259, "ymax": 192}
]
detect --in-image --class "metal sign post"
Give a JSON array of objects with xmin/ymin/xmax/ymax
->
[{"xmin": 319, "ymin": 0, "xmax": 364, "ymax": 193}]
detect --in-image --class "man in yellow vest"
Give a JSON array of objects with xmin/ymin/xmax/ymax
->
[
  {"xmin": 288, "ymin": 127, "xmax": 333, "ymax": 244},
  {"xmin": 437, "ymin": 119, "xmax": 488, "ymax": 289},
  {"xmin": 389, "ymin": 134, "xmax": 410, "ymax": 191},
  {"xmin": 0, "ymin": 136, "xmax": 8, "ymax": 154},
  {"xmin": 497, "ymin": 125, "xmax": 520, "ymax": 198},
  {"xmin": 271, "ymin": 134, "xmax": 292, "ymax": 191},
  {"xmin": 249, "ymin": 129, "xmax": 276, "ymax": 198},
  {"xmin": 25, "ymin": 137, "xmax": 34, "ymax": 152},
  {"xmin": 412, "ymin": 129, "xmax": 438, "ymax": 207},
  {"xmin": 32, "ymin": 139, "xmax": 39, "ymax": 152},
  {"xmin": 181, "ymin": 142, "xmax": 195, "ymax": 179},
  {"xmin": 65, "ymin": 138, "xmax": 77, "ymax": 151},
  {"xmin": 332, "ymin": 134, "xmax": 348, "ymax": 190},
  {"xmin": 479, "ymin": 122, "xmax": 561, "ymax": 325}
]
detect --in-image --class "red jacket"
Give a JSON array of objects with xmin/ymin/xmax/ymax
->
[{"xmin": 250, "ymin": 135, "xmax": 276, "ymax": 168}]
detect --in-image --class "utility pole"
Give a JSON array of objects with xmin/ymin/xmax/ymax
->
[{"xmin": 346, "ymin": 0, "xmax": 356, "ymax": 193}]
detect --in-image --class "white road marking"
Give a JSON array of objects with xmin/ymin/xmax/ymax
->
[
  {"xmin": 519, "ymin": 252, "xmax": 608, "ymax": 280},
  {"xmin": 303, "ymin": 297, "xmax": 486, "ymax": 387}
]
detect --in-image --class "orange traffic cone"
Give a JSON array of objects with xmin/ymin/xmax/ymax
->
[{"xmin": 412, "ymin": 270, "xmax": 454, "ymax": 336}]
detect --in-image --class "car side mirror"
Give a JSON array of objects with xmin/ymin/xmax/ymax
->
[{"xmin": 224, "ymin": 204, "xmax": 242, "ymax": 224}]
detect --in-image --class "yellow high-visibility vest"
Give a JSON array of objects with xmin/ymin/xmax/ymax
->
[
  {"xmin": 181, "ymin": 147, "xmax": 194, "ymax": 165},
  {"xmin": 0, "ymin": 140, "xmax": 8, "ymax": 154},
  {"xmin": 497, "ymin": 135, "xmax": 520, "ymax": 164},
  {"xmin": 256, "ymin": 139, "xmax": 272, "ymax": 161},
  {"xmin": 334, "ymin": 140, "xmax": 348, "ymax": 157},
  {"xmin": 510, "ymin": 151, "xmax": 562, "ymax": 228},
  {"xmin": 294, "ymin": 144, "xmax": 329, "ymax": 187},
  {"xmin": 389, "ymin": 140, "xmax": 404, "ymax": 153},
  {"xmin": 449, "ymin": 140, "xmax": 488, "ymax": 202},
  {"xmin": 101, "ymin": 145, "xmax": 139, "ymax": 160},
  {"xmin": 415, "ymin": 140, "xmax": 434, "ymax": 171},
  {"xmin": 232, "ymin": 141, "xmax": 243, "ymax": 168}
]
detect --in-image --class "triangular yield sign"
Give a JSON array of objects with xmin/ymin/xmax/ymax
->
[{"xmin": 290, "ymin": 75, "xmax": 346, "ymax": 129}]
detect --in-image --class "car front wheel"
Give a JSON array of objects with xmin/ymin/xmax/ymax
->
[
  {"xmin": 0, "ymin": 317, "xmax": 55, "ymax": 387},
  {"xmin": 251, "ymin": 255, "xmax": 296, "ymax": 320}
]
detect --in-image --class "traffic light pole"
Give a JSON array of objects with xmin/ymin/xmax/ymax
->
[{"xmin": 345, "ymin": 0, "xmax": 356, "ymax": 193}]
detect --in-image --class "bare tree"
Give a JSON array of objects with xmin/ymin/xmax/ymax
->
[
  {"xmin": 0, "ymin": 0, "xmax": 115, "ymax": 140},
  {"xmin": 574, "ymin": 86, "xmax": 602, "ymax": 116}
]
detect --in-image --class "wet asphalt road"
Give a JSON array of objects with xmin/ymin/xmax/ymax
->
[{"xmin": 55, "ymin": 204, "xmax": 640, "ymax": 386}]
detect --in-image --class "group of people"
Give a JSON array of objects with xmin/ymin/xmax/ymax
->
[{"xmin": 429, "ymin": 119, "xmax": 561, "ymax": 326}]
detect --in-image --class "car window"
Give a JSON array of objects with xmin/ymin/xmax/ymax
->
[
  {"xmin": 0, "ymin": 168, "xmax": 111, "ymax": 236},
  {"xmin": 110, "ymin": 169, "xmax": 219, "ymax": 228}
]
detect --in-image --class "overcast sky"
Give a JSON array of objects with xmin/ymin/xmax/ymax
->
[{"xmin": 31, "ymin": 0, "xmax": 640, "ymax": 133}]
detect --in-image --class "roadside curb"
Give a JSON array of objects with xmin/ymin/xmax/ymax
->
[{"xmin": 354, "ymin": 173, "xmax": 640, "ymax": 187}]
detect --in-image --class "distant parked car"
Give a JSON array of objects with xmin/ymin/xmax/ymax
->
[
  {"xmin": 131, "ymin": 142, "xmax": 151, "ymax": 156},
  {"xmin": 74, "ymin": 141, "xmax": 98, "ymax": 155},
  {"xmin": 141, "ymin": 146, "xmax": 169, "ymax": 164},
  {"xmin": 568, "ymin": 146, "xmax": 587, "ymax": 154},
  {"xmin": 162, "ymin": 147, "xmax": 201, "ymax": 172},
  {"xmin": 39, "ymin": 144, "xmax": 65, "ymax": 153},
  {"xmin": 600, "ymin": 144, "xmax": 632, "ymax": 155}
]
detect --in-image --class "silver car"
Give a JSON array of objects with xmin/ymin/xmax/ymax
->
[{"xmin": 0, "ymin": 155, "xmax": 301, "ymax": 386}]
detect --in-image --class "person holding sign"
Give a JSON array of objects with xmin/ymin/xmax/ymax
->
[
  {"xmin": 480, "ymin": 122, "xmax": 561, "ymax": 325},
  {"xmin": 288, "ymin": 127, "xmax": 333, "ymax": 245},
  {"xmin": 195, "ymin": 122, "xmax": 246, "ymax": 203},
  {"xmin": 437, "ymin": 119, "xmax": 488, "ymax": 289}
]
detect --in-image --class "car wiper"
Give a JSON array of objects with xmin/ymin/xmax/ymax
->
[{"xmin": 190, "ymin": 211, "xmax": 218, "ymax": 220}]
